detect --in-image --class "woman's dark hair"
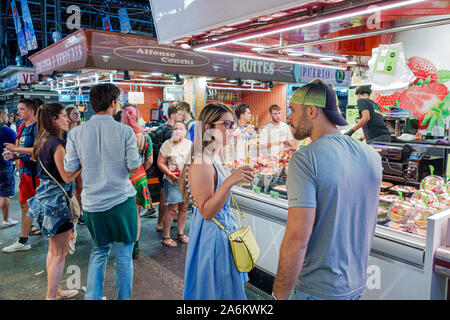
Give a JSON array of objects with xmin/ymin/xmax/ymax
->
[
  {"xmin": 235, "ymin": 104, "xmax": 250, "ymax": 120},
  {"xmin": 19, "ymin": 98, "xmax": 44, "ymax": 115},
  {"xmin": 66, "ymin": 106, "xmax": 81, "ymax": 126},
  {"xmin": 89, "ymin": 83, "xmax": 121, "ymax": 113},
  {"xmin": 355, "ymin": 86, "xmax": 372, "ymax": 96},
  {"xmin": 32, "ymin": 103, "xmax": 65, "ymax": 161}
]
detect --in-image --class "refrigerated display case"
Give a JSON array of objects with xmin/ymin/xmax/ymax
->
[{"xmin": 226, "ymin": 149, "xmax": 450, "ymax": 299}]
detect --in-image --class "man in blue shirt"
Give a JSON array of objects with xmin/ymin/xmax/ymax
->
[
  {"xmin": 0, "ymin": 118, "xmax": 18, "ymax": 228},
  {"xmin": 64, "ymin": 83, "xmax": 141, "ymax": 300},
  {"xmin": 272, "ymin": 79, "xmax": 382, "ymax": 300}
]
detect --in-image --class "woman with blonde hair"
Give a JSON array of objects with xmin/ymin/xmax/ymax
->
[
  {"xmin": 121, "ymin": 106, "xmax": 154, "ymax": 259},
  {"xmin": 27, "ymin": 103, "xmax": 81, "ymax": 299},
  {"xmin": 180, "ymin": 103, "xmax": 254, "ymax": 300}
]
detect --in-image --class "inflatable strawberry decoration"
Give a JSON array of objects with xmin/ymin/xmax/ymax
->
[{"xmin": 407, "ymin": 56, "xmax": 439, "ymax": 86}]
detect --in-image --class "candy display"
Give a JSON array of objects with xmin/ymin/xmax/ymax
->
[{"xmin": 420, "ymin": 175, "xmax": 445, "ymax": 194}]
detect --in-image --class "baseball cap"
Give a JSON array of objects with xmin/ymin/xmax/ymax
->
[{"xmin": 289, "ymin": 79, "xmax": 348, "ymax": 126}]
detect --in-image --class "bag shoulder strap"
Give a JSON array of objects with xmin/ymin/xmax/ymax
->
[
  {"xmin": 38, "ymin": 158, "xmax": 70, "ymax": 199},
  {"xmin": 212, "ymin": 217, "xmax": 230, "ymax": 235}
]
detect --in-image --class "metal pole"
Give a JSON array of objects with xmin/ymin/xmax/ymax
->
[
  {"xmin": 55, "ymin": 0, "xmax": 61, "ymax": 31},
  {"xmin": 259, "ymin": 18, "xmax": 450, "ymax": 53},
  {"xmin": 0, "ymin": 0, "xmax": 4, "ymax": 68},
  {"xmin": 41, "ymin": 0, "xmax": 48, "ymax": 48}
]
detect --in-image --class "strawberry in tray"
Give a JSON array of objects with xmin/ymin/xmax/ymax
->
[
  {"xmin": 399, "ymin": 83, "xmax": 449, "ymax": 129},
  {"xmin": 407, "ymin": 56, "xmax": 439, "ymax": 86}
]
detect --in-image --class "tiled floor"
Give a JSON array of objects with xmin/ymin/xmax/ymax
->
[{"xmin": 0, "ymin": 177, "xmax": 269, "ymax": 300}]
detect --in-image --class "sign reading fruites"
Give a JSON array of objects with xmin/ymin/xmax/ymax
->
[{"xmin": 232, "ymin": 58, "xmax": 275, "ymax": 75}]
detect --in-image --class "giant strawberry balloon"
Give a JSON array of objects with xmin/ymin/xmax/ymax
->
[
  {"xmin": 407, "ymin": 56, "xmax": 439, "ymax": 86},
  {"xmin": 399, "ymin": 83, "xmax": 449, "ymax": 129}
]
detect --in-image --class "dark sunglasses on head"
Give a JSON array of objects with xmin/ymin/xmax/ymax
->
[{"xmin": 213, "ymin": 120, "xmax": 236, "ymax": 129}]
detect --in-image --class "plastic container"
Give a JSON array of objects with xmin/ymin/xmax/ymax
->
[
  {"xmin": 412, "ymin": 205, "xmax": 434, "ymax": 237},
  {"xmin": 420, "ymin": 175, "xmax": 445, "ymax": 194},
  {"xmin": 411, "ymin": 190, "xmax": 438, "ymax": 206},
  {"xmin": 388, "ymin": 201, "xmax": 416, "ymax": 224},
  {"xmin": 377, "ymin": 207, "xmax": 389, "ymax": 223}
]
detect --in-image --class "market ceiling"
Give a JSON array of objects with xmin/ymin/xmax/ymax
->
[
  {"xmin": 0, "ymin": 0, "xmax": 155, "ymax": 69},
  {"xmin": 153, "ymin": 0, "xmax": 450, "ymax": 70}
]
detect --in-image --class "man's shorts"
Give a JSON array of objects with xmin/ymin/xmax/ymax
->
[
  {"xmin": 19, "ymin": 172, "xmax": 40, "ymax": 204},
  {"xmin": 0, "ymin": 166, "xmax": 15, "ymax": 197}
]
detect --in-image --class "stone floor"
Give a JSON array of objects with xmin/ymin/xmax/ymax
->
[{"xmin": 0, "ymin": 176, "xmax": 269, "ymax": 300}]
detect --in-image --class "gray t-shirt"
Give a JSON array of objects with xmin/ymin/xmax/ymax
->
[{"xmin": 287, "ymin": 134, "xmax": 382, "ymax": 299}]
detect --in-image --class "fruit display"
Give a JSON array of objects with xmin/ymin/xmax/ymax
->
[
  {"xmin": 420, "ymin": 175, "xmax": 445, "ymax": 194},
  {"xmin": 388, "ymin": 202, "xmax": 416, "ymax": 224},
  {"xmin": 379, "ymin": 194, "xmax": 402, "ymax": 203},
  {"xmin": 411, "ymin": 190, "xmax": 438, "ymax": 206},
  {"xmin": 436, "ymin": 193, "xmax": 450, "ymax": 207},
  {"xmin": 411, "ymin": 206, "xmax": 434, "ymax": 237},
  {"xmin": 381, "ymin": 181, "xmax": 394, "ymax": 190},
  {"xmin": 377, "ymin": 207, "xmax": 389, "ymax": 223},
  {"xmin": 390, "ymin": 185, "xmax": 417, "ymax": 194}
]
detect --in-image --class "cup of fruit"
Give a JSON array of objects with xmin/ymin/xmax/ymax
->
[
  {"xmin": 388, "ymin": 201, "xmax": 415, "ymax": 224},
  {"xmin": 420, "ymin": 175, "xmax": 445, "ymax": 194},
  {"xmin": 411, "ymin": 190, "xmax": 438, "ymax": 206}
]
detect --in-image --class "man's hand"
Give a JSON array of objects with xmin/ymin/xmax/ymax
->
[
  {"xmin": 3, "ymin": 151, "xmax": 14, "ymax": 162},
  {"xmin": 344, "ymin": 129, "xmax": 355, "ymax": 137}
]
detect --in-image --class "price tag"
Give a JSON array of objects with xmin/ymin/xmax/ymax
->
[
  {"xmin": 270, "ymin": 191, "xmax": 279, "ymax": 199},
  {"xmin": 253, "ymin": 186, "xmax": 261, "ymax": 194}
]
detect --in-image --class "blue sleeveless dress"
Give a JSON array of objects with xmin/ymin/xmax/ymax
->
[{"xmin": 183, "ymin": 157, "xmax": 248, "ymax": 300}]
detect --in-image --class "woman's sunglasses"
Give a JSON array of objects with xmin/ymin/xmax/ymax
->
[{"xmin": 213, "ymin": 120, "xmax": 236, "ymax": 130}]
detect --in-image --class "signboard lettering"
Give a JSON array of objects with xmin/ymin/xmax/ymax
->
[
  {"xmin": 298, "ymin": 65, "xmax": 351, "ymax": 86},
  {"xmin": 232, "ymin": 58, "xmax": 274, "ymax": 75}
]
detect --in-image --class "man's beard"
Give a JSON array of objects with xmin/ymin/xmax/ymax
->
[{"xmin": 291, "ymin": 114, "xmax": 312, "ymax": 140}]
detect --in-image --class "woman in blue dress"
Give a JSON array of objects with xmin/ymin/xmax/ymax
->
[{"xmin": 179, "ymin": 103, "xmax": 254, "ymax": 300}]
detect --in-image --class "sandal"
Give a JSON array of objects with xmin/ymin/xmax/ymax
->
[
  {"xmin": 161, "ymin": 238, "xmax": 177, "ymax": 247},
  {"xmin": 177, "ymin": 234, "xmax": 189, "ymax": 244},
  {"xmin": 29, "ymin": 226, "xmax": 42, "ymax": 236}
]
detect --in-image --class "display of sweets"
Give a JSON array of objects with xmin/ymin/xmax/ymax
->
[
  {"xmin": 420, "ymin": 175, "xmax": 445, "ymax": 194},
  {"xmin": 411, "ymin": 190, "xmax": 438, "ymax": 206}
]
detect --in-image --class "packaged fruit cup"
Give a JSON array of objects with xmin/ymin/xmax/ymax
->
[
  {"xmin": 388, "ymin": 201, "xmax": 416, "ymax": 224},
  {"xmin": 411, "ymin": 207, "xmax": 434, "ymax": 237},
  {"xmin": 377, "ymin": 208, "xmax": 389, "ymax": 223},
  {"xmin": 436, "ymin": 193, "xmax": 450, "ymax": 207},
  {"xmin": 420, "ymin": 175, "xmax": 445, "ymax": 194},
  {"xmin": 411, "ymin": 190, "xmax": 438, "ymax": 206}
]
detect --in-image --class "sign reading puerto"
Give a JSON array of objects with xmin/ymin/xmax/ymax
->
[{"xmin": 298, "ymin": 66, "xmax": 351, "ymax": 86}]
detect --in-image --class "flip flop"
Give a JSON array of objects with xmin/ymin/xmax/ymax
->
[
  {"xmin": 177, "ymin": 234, "xmax": 189, "ymax": 244},
  {"xmin": 29, "ymin": 226, "xmax": 42, "ymax": 236},
  {"xmin": 161, "ymin": 238, "xmax": 177, "ymax": 247}
]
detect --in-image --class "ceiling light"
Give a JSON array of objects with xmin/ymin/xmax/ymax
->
[
  {"xmin": 197, "ymin": 48, "xmax": 348, "ymax": 71},
  {"xmin": 319, "ymin": 57, "xmax": 334, "ymax": 61},
  {"xmin": 194, "ymin": 0, "xmax": 426, "ymax": 50}
]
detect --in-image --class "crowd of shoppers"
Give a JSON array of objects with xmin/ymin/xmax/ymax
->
[{"xmin": 1, "ymin": 81, "xmax": 382, "ymax": 301}]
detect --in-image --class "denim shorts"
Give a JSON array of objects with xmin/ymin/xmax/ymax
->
[
  {"xmin": 163, "ymin": 180, "xmax": 184, "ymax": 205},
  {"xmin": 0, "ymin": 165, "xmax": 15, "ymax": 197},
  {"xmin": 291, "ymin": 289, "xmax": 364, "ymax": 300}
]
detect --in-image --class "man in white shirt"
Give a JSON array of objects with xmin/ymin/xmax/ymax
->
[{"xmin": 259, "ymin": 104, "xmax": 296, "ymax": 156}]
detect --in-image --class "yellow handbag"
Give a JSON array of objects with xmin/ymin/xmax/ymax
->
[{"xmin": 212, "ymin": 193, "xmax": 260, "ymax": 273}]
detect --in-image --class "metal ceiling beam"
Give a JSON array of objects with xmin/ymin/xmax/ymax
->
[
  {"xmin": 258, "ymin": 17, "xmax": 450, "ymax": 53},
  {"xmin": 260, "ymin": 52, "xmax": 348, "ymax": 67}
]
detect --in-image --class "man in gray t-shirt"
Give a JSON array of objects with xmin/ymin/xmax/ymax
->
[{"xmin": 272, "ymin": 80, "xmax": 382, "ymax": 300}]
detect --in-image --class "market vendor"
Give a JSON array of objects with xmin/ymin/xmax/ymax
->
[{"xmin": 344, "ymin": 86, "xmax": 391, "ymax": 144}]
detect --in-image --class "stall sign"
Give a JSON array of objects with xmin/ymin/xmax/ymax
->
[
  {"xmin": 298, "ymin": 66, "xmax": 352, "ymax": 86},
  {"xmin": 29, "ymin": 32, "xmax": 88, "ymax": 80},
  {"xmin": 1, "ymin": 71, "xmax": 34, "ymax": 91},
  {"xmin": 128, "ymin": 92, "xmax": 145, "ymax": 104}
]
